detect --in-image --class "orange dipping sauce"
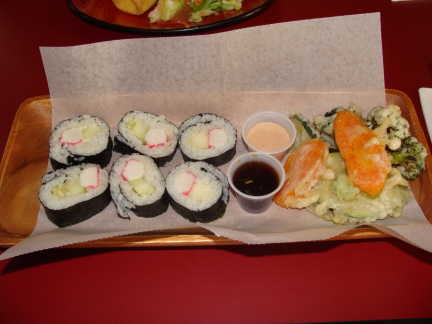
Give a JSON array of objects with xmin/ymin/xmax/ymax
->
[{"xmin": 247, "ymin": 122, "xmax": 290, "ymax": 152}]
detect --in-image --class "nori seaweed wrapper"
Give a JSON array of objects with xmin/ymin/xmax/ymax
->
[
  {"xmin": 178, "ymin": 113, "xmax": 237, "ymax": 167},
  {"xmin": 51, "ymin": 137, "xmax": 113, "ymax": 170},
  {"xmin": 166, "ymin": 161, "xmax": 230, "ymax": 223},
  {"xmin": 114, "ymin": 111, "xmax": 178, "ymax": 168},
  {"xmin": 180, "ymin": 145, "xmax": 236, "ymax": 167},
  {"xmin": 109, "ymin": 153, "xmax": 169, "ymax": 219},
  {"xmin": 42, "ymin": 186, "xmax": 111, "ymax": 228},
  {"xmin": 120, "ymin": 189, "xmax": 169, "ymax": 218},
  {"xmin": 167, "ymin": 192, "xmax": 228, "ymax": 223}
]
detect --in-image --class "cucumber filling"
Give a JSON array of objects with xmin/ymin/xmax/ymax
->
[
  {"xmin": 129, "ymin": 178, "xmax": 155, "ymax": 196},
  {"xmin": 126, "ymin": 118, "xmax": 149, "ymax": 143},
  {"xmin": 52, "ymin": 180, "xmax": 86, "ymax": 199}
]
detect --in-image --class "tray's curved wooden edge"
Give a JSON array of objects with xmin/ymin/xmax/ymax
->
[
  {"xmin": 0, "ymin": 226, "xmax": 391, "ymax": 249},
  {"xmin": 0, "ymin": 95, "xmax": 51, "ymax": 239},
  {"xmin": 0, "ymin": 96, "xmax": 50, "ymax": 189},
  {"xmin": 0, "ymin": 91, "xmax": 427, "ymax": 249}
]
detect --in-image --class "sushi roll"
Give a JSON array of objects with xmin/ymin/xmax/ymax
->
[
  {"xmin": 166, "ymin": 161, "xmax": 229, "ymax": 223},
  {"xmin": 38, "ymin": 164, "xmax": 111, "ymax": 228},
  {"xmin": 49, "ymin": 115, "xmax": 113, "ymax": 170},
  {"xmin": 110, "ymin": 153, "xmax": 169, "ymax": 219},
  {"xmin": 114, "ymin": 111, "xmax": 178, "ymax": 167},
  {"xmin": 178, "ymin": 113, "xmax": 237, "ymax": 167}
]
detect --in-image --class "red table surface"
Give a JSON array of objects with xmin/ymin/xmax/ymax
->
[{"xmin": 1, "ymin": 1, "xmax": 432, "ymax": 323}]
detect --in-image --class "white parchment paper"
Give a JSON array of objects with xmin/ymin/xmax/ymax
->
[{"xmin": 3, "ymin": 13, "xmax": 432, "ymax": 260}]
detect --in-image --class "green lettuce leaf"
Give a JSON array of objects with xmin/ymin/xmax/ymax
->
[{"xmin": 189, "ymin": 0, "xmax": 243, "ymax": 22}]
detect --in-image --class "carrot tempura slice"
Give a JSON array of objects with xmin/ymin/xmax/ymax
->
[
  {"xmin": 274, "ymin": 138, "xmax": 328, "ymax": 209},
  {"xmin": 334, "ymin": 110, "xmax": 391, "ymax": 195}
]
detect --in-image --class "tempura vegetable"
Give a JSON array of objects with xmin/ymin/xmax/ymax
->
[
  {"xmin": 274, "ymin": 138, "xmax": 329, "ymax": 209},
  {"xmin": 334, "ymin": 110, "xmax": 391, "ymax": 195}
]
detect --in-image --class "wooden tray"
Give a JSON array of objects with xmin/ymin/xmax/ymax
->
[{"xmin": 1, "ymin": 90, "xmax": 431, "ymax": 248}]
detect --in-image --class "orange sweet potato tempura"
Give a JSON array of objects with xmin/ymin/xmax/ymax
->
[
  {"xmin": 274, "ymin": 138, "xmax": 328, "ymax": 209},
  {"xmin": 334, "ymin": 110, "xmax": 391, "ymax": 195}
]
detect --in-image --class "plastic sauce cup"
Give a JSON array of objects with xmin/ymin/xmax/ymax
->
[
  {"xmin": 242, "ymin": 111, "xmax": 297, "ymax": 161},
  {"xmin": 227, "ymin": 152, "xmax": 285, "ymax": 214}
]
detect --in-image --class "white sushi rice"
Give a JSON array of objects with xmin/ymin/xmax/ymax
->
[
  {"xmin": 49, "ymin": 115, "xmax": 111, "ymax": 165},
  {"xmin": 179, "ymin": 114, "xmax": 237, "ymax": 160},
  {"xmin": 166, "ymin": 161, "xmax": 228, "ymax": 212},
  {"xmin": 110, "ymin": 153, "xmax": 166, "ymax": 218},
  {"xmin": 39, "ymin": 164, "xmax": 109, "ymax": 210},
  {"xmin": 116, "ymin": 111, "xmax": 178, "ymax": 158}
]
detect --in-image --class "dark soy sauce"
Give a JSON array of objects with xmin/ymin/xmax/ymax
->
[{"xmin": 233, "ymin": 161, "xmax": 279, "ymax": 196}]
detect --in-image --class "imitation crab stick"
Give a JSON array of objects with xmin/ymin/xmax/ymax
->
[
  {"xmin": 334, "ymin": 110, "xmax": 391, "ymax": 195},
  {"xmin": 274, "ymin": 138, "xmax": 328, "ymax": 209}
]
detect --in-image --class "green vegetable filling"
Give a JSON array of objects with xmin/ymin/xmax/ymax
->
[
  {"xmin": 52, "ymin": 180, "xmax": 86, "ymax": 199},
  {"xmin": 129, "ymin": 178, "xmax": 155, "ymax": 196},
  {"xmin": 81, "ymin": 125, "xmax": 101, "ymax": 141},
  {"xmin": 126, "ymin": 118, "xmax": 149, "ymax": 143}
]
